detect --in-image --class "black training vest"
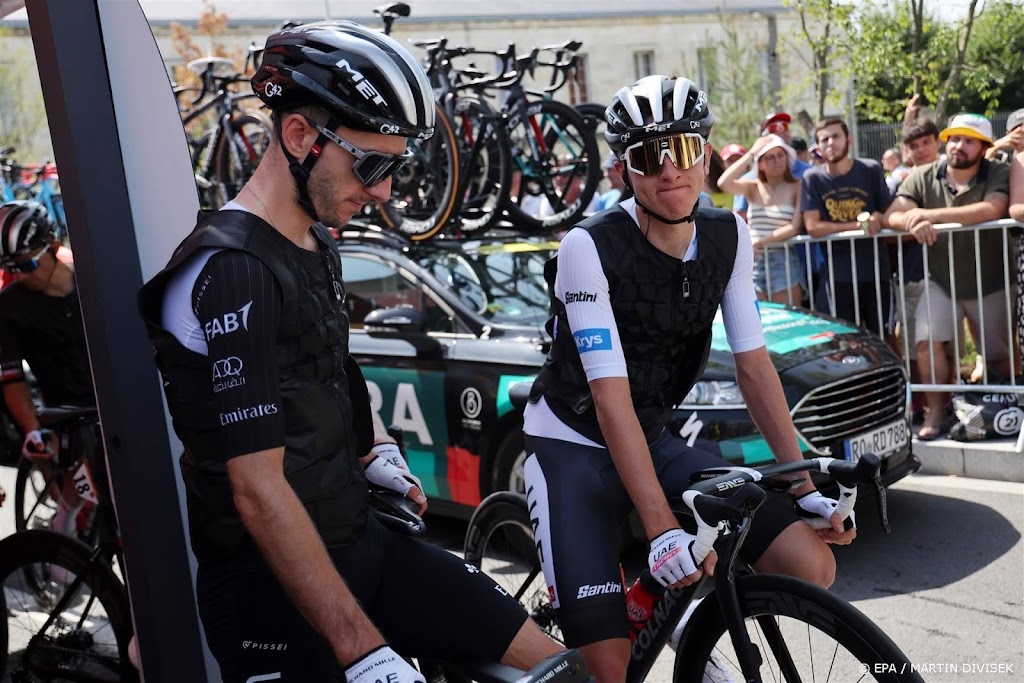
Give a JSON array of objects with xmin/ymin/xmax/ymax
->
[
  {"xmin": 531, "ymin": 206, "xmax": 737, "ymax": 445},
  {"xmin": 137, "ymin": 210, "xmax": 371, "ymax": 563}
]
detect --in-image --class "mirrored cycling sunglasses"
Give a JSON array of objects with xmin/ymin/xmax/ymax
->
[
  {"xmin": 0, "ymin": 245, "xmax": 49, "ymax": 274},
  {"xmin": 309, "ymin": 119, "xmax": 413, "ymax": 187},
  {"xmin": 622, "ymin": 133, "xmax": 706, "ymax": 176},
  {"xmin": 763, "ymin": 121, "xmax": 790, "ymax": 136}
]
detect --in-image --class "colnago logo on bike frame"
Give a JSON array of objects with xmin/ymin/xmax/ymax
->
[{"xmin": 630, "ymin": 585, "xmax": 686, "ymax": 660}]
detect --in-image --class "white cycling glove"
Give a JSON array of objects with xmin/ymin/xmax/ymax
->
[
  {"xmin": 648, "ymin": 528, "xmax": 702, "ymax": 587},
  {"xmin": 364, "ymin": 443, "xmax": 422, "ymax": 497},
  {"xmin": 21, "ymin": 429, "xmax": 52, "ymax": 461},
  {"xmin": 345, "ymin": 645, "xmax": 425, "ymax": 683},
  {"xmin": 796, "ymin": 491, "xmax": 856, "ymax": 529}
]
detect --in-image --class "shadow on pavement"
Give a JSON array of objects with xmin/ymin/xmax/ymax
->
[{"xmin": 831, "ymin": 485, "xmax": 1021, "ymax": 601}]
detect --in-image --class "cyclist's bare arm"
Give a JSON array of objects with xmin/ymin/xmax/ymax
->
[
  {"xmin": 590, "ymin": 376, "xmax": 677, "ymax": 539},
  {"xmin": 227, "ymin": 446, "xmax": 385, "ymax": 665},
  {"xmin": 2, "ymin": 380, "xmax": 40, "ymax": 435}
]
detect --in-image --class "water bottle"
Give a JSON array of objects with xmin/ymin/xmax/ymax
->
[{"xmin": 624, "ymin": 569, "xmax": 666, "ymax": 643}]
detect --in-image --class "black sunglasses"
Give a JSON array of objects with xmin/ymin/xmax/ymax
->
[{"xmin": 305, "ymin": 117, "xmax": 412, "ymax": 187}]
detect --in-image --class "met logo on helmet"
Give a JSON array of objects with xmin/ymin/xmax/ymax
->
[{"xmin": 336, "ymin": 59, "xmax": 387, "ymax": 107}]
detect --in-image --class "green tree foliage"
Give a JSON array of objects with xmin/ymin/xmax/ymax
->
[
  {"xmin": 780, "ymin": 0, "xmax": 854, "ymax": 121},
  {"xmin": 955, "ymin": 0, "xmax": 1024, "ymax": 115},
  {"xmin": 686, "ymin": 14, "xmax": 777, "ymax": 148}
]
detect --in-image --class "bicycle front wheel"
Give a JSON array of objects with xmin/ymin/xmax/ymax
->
[
  {"xmin": 463, "ymin": 493, "xmax": 563, "ymax": 644},
  {"xmin": 674, "ymin": 574, "xmax": 923, "ymax": 683},
  {"xmin": 0, "ymin": 530, "xmax": 137, "ymax": 683}
]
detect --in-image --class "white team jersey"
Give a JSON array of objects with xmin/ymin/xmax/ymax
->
[{"xmin": 524, "ymin": 198, "xmax": 765, "ymax": 446}]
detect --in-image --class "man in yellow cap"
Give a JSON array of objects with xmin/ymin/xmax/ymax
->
[{"xmin": 885, "ymin": 113, "xmax": 1011, "ymax": 440}]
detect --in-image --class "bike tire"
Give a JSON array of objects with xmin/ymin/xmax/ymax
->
[
  {"xmin": 379, "ymin": 102, "xmax": 460, "ymax": 242},
  {"xmin": 463, "ymin": 493, "xmax": 563, "ymax": 644},
  {"xmin": 0, "ymin": 529, "xmax": 137, "ymax": 683},
  {"xmin": 449, "ymin": 96, "xmax": 512, "ymax": 235},
  {"xmin": 502, "ymin": 99, "xmax": 601, "ymax": 233},
  {"xmin": 673, "ymin": 573, "xmax": 923, "ymax": 683},
  {"xmin": 213, "ymin": 110, "xmax": 273, "ymax": 207}
]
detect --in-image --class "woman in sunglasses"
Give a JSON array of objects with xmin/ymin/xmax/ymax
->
[
  {"xmin": 0, "ymin": 199, "xmax": 95, "ymax": 535},
  {"xmin": 522, "ymin": 75, "xmax": 855, "ymax": 682},
  {"xmin": 717, "ymin": 133, "xmax": 806, "ymax": 306},
  {"xmin": 138, "ymin": 20, "xmax": 571, "ymax": 683}
]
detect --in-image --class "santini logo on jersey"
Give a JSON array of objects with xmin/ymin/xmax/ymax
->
[
  {"xmin": 205, "ymin": 301, "xmax": 253, "ymax": 340},
  {"xmin": 564, "ymin": 290, "xmax": 597, "ymax": 304},
  {"xmin": 577, "ymin": 581, "xmax": 622, "ymax": 599},
  {"xmin": 573, "ymin": 328, "xmax": 612, "ymax": 353},
  {"xmin": 219, "ymin": 403, "xmax": 279, "ymax": 426}
]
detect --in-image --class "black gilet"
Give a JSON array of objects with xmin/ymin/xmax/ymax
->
[
  {"xmin": 531, "ymin": 206, "xmax": 738, "ymax": 446},
  {"xmin": 137, "ymin": 210, "xmax": 371, "ymax": 563}
]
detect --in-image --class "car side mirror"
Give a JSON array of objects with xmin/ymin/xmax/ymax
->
[{"xmin": 363, "ymin": 306, "xmax": 442, "ymax": 357}]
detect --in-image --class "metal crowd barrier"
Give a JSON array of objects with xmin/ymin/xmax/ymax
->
[{"xmin": 759, "ymin": 219, "xmax": 1024, "ymax": 451}]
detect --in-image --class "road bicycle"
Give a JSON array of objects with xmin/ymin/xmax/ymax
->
[
  {"xmin": 0, "ymin": 147, "xmax": 67, "ymax": 233},
  {"xmin": 0, "ymin": 405, "xmax": 137, "ymax": 682},
  {"xmin": 178, "ymin": 56, "xmax": 271, "ymax": 210},
  {"xmin": 369, "ymin": 487, "xmax": 592, "ymax": 683},
  {"xmin": 463, "ymin": 453, "xmax": 924, "ymax": 682}
]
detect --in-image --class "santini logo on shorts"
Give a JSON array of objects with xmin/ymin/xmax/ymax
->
[
  {"xmin": 205, "ymin": 301, "xmax": 253, "ymax": 340},
  {"xmin": 573, "ymin": 328, "xmax": 612, "ymax": 353},
  {"xmin": 219, "ymin": 403, "xmax": 279, "ymax": 426},
  {"xmin": 564, "ymin": 290, "xmax": 597, "ymax": 304}
]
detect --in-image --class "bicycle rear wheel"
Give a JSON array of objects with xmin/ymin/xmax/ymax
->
[
  {"xmin": 674, "ymin": 574, "xmax": 923, "ymax": 683},
  {"xmin": 503, "ymin": 99, "xmax": 600, "ymax": 233},
  {"xmin": 463, "ymin": 493, "xmax": 563, "ymax": 644},
  {"xmin": 379, "ymin": 103, "xmax": 460, "ymax": 241},
  {"xmin": 213, "ymin": 111, "xmax": 272, "ymax": 206},
  {"xmin": 449, "ymin": 97, "xmax": 511, "ymax": 235},
  {"xmin": 0, "ymin": 530, "xmax": 137, "ymax": 683}
]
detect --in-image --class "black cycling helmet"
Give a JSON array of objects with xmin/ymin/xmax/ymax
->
[
  {"xmin": 604, "ymin": 75, "xmax": 714, "ymax": 156},
  {"xmin": 252, "ymin": 21, "xmax": 434, "ymax": 140},
  {"xmin": 251, "ymin": 21, "xmax": 434, "ymax": 220},
  {"xmin": 0, "ymin": 200, "xmax": 58, "ymax": 263}
]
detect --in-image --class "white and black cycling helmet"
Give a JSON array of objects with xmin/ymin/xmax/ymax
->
[
  {"xmin": 605, "ymin": 76, "xmax": 713, "ymax": 156},
  {"xmin": 252, "ymin": 21, "xmax": 434, "ymax": 140},
  {"xmin": 0, "ymin": 200, "xmax": 58, "ymax": 265}
]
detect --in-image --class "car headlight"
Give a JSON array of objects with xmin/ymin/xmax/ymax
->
[{"xmin": 681, "ymin": 381, "xmax": 746, "ymax": 407}]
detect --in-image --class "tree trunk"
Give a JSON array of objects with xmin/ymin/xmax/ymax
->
[
  {"xmin": 908, "ymin": 0, "xmax": 925, "ymax": 95},
  {"xmin": 935, "ymin": 0, "xmax": 980, "ymax": 124}
]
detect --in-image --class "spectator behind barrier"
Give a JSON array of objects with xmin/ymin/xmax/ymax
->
[
  {"xmin": 885, "ymin": 113, "xmax": 1011, "ymax": 440},
  {"xmin": 791, "ymin": 137, "xmax": 810, "ymax": 164},
  {"xmin": 597, "ymin": 152, "xmax": 625, "ymax": 210},
  {"xmin": 802, "ymin": 117, "xmax": 893, "ymax": 337},
  {"xmin": 1010, "ymin": 150, "xmax": 1024, "ymax": 364},
  {"xmin": 883, "ymin": 147, "xmax": 910, "ymax": 194},
  {"xmin": 732, "ymin": 111, "xmax": 812, "ymax": 220},
  {"xmin": 986, "ymin": 107, "xmax": 1024, "ymax": 164},
  {"xmin": 717, "ymin": 134, "xmax": 806, "ymax": 305}
]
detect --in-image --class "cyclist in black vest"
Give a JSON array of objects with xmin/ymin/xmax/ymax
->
[
  {"xmin": 0, "ymin": 199, "xmax": 95, "ymax": 533},
  {"xmin": 523, "ymin": 76, "xmax": 858, "ymax": 682},
  {"xmin": 138, "ymin": 22, "xmax": 564, "ymax": 683}
]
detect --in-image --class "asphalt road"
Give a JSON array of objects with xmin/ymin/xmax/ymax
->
[{"xmin": 1, "ymin": 466, "xmax": 1021, "ymax": 682}]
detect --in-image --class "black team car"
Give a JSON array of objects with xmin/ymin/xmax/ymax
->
[{"xmin": 338, "ymin": 228, "xmax": 919, "ymax": 518}]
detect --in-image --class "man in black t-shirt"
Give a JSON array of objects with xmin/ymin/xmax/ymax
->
[
  {"xmin": 802, "ymin": 117, "xmax": 893, "ymax": 335},
  {"xmin": 138, "ymin": 22, "xmax": 569, "ymax": 683},
  {"xmin": 0, "ymin": 199, "xmax": 95, "ymax": 531}
]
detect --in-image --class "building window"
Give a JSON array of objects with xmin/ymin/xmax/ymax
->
[
  {"xmin": 633, "ymin": 50, "xmax": 654, "ymax": 80},
  {"xmin": 697, "ymin": 46, "xmax": 717, "ymax": 92},
  {"xmin": 568, "ymin": 54, "xmax": 590, "ymax": 104}
]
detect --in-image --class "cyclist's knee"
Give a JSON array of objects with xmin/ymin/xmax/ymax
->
[{"xmin": 756, "ymin": 524, "xmax": 836, "ymax": 588}]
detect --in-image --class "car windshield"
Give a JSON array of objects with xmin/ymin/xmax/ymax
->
[{"xmin": 417, "ymin": 239, "xmax": 556, "ymax": 325}]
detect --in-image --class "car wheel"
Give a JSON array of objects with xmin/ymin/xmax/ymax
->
[{"xmin": 491, "ymin": 429, "xmax": 527, "ymax": 495}]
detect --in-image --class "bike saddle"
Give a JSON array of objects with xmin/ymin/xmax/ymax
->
[
  {"xmin": 374, "ymin": 2, "xmax": 410, "ymax": 17},
  {"xmin": 39, "ymin": 405, "xmax": 99, "ymax": 429}
]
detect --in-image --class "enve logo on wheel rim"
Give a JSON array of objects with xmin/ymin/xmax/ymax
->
[{"xmin": 461, "ymin": 387, "xmax": 482, "ymax": 418}]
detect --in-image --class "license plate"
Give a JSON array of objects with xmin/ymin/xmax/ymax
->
[{"xmin": 843, "ymin": 419, "xmax": 910, "ymax": 462}]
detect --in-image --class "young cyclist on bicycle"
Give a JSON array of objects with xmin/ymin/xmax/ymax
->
[
  {"xmin": 522, "ymin": 75, "xmax": 857, "ymax": 682},
  {"xmin": 0, "ymin": 199, "xmax": 94, "ymax": 534},
  {"xmin": 138, "ymin": 21, "xmax": 570, "ymax": 683}
]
